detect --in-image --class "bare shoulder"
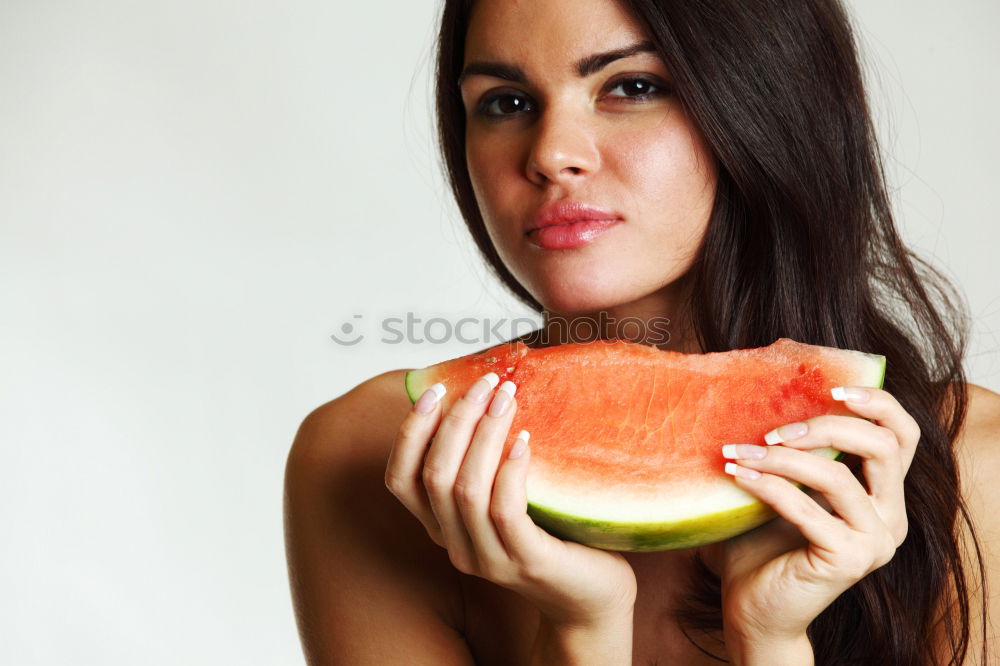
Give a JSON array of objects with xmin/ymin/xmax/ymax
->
[
  {"xmin": 955, "ymin": 383, "xmax": 1000, "ymax": 510},
  {"xmin": 957, "ymin": 383, "xmax": 1000, "ymax": 451},
  {"xmin": 965, "ymin": 384, "xmax": 1000, "ymax": 435},
  {"xmin": 289, "ymin": 369, "xmax": 413, "ymax": 463},
  {"xmin": 950, "ymin": 383, "xmax": 1000, "ymax": 664},
  {"xmin": 283, "ymin": 369, "xmax": 472, "ymax": 665}
]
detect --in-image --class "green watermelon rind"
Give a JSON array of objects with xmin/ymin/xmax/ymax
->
[
  {"xmin": 528, "ymin": 497, "xmax": 775, "ymax": 551},
  {"xmin": 405, "ymin": 369, "xmax": 426, "ymax": 404}
]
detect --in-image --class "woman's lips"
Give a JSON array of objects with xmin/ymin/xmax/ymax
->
[
  {"xmin": 527, "ymin": 219, "xmax": 621, "ymax": 250},
  {"xmin": 526, "ymin": 201, "xmax": 623, "ymax": 250}
]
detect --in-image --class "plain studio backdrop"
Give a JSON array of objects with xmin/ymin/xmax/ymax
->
[{"xmin": 1, "ymin": 1, "xmax": 996, "ymax": 663}]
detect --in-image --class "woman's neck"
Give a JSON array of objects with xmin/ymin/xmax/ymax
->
[{"xmin": 523, "ymin": 279, "xmax": 702, "ymax": 353}]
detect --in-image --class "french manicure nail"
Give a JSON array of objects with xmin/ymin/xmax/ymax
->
[
  {"xmin": 466, "ymin": 372, "xmax": 500, "ymax": 403},
  {"xmin": 415, "ymin": 383, "xmax": 447, "ymax": 414},
  {"xmin": 488, "ymin": 381, "xmax": 517, "ymax": 417},
  {"xmin": 764, "ymin": 421, "xmax": 808, "ymax": 445},
  {"xmin": 509, "ymin": 430, "xmax": 530, "ymax": 459},
  {"xmin": 724, "ymin": 462, "xmax": 761, "ymax": 480},
  {"xmin": 831, "ymin": 386, "xmax": 871, "ymax": 403},
  {"xmin": 721, "ymin": 444, "xmax": 767, "ymax": 460}
]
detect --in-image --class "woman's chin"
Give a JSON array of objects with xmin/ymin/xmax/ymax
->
[
  {"xmin": 527, "ymin": 269, "xmax": 692, "ymax": 321},
  {"xmin": 533, "ymin": 282, "xmax": 642, "ymax": 317}
]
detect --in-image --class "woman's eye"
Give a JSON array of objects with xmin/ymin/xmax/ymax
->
[
  {"xmin": 478, "ymin": 93, "xmax": 534, "ymax": 118},
  {"xmin": 605, "ymin": 77, "xmax": 666, "ymax": 100}
]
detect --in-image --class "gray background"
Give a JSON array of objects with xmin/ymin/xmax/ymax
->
[{"xmin": 1, "ymin": 1, "xmax": 996, "ymax": 663}]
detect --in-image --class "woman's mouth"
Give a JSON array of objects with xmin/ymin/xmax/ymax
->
[{"xmin": 526, "ymin": 201, "xmax": 623, "ymax": 250}]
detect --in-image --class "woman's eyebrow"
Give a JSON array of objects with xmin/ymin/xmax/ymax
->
[{"xmin": 458, "ymin": 40, "xmax": 656, "ymax": 87}]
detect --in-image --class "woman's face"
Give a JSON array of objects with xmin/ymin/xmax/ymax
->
[{"xmin": 459, "ymin": 0, "xmax": 718, "ymax": 316}]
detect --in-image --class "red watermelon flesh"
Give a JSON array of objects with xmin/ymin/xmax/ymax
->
[{"xmin": 405, "ymin": 338, "xmax": 885, "ymax": 551}]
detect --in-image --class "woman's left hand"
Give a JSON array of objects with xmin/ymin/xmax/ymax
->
[{"xmin": 714, "ymin": 386, "xmax": 920, "ymax": 653}]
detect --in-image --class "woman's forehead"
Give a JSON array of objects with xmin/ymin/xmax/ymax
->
[{"xmin": 463, "ymin": 0, "xmax": 649, "ymax": 64}]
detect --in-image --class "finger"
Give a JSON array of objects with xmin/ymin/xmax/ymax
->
[
  {"xmin": 385, "ymin": 383, "xmax": 447, "ymax": 544},
  {"xmin": 729, "ymin": 462, "xmax": 898, "ymax": 584},
  {"xmin": 454, "ymin": 382, "xmax": 519, "ymax": 562},
  {"xmin": 423, "ymin": 372, "xmax": 500, "ymax": 562},
  {"xmin": 723, "ymin": 459, "xmax": 848, "ymax": 553},
  {"xmin": 763, "ymin": 414, "xmax": 904, "ymax": 512},
  {"xmin": 491, "ymin": 429, "xmax": 547, "ymax": 562},
  {"xmin": 827, "ymin": 387, "xmax": 917, "ymax": 546},
  {"xmin": 762, "ymin": 410, "xmax": 910, "ymax": 545},
  {"xmin": 725, "ymin": 444, "xmax": 886, "ymax": 535},
  {"xmin": 829, "ymin": 387, "xmax": 921, "ymax": 473}
]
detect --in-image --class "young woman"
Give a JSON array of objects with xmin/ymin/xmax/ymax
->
[{"xmin": 284, "ymin": 0, "xmax": 999, "ymax": 663}]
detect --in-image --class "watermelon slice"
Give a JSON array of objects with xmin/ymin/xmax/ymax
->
[{"xmin": 405, "ymin": 338, "xmax": 885, "ymax": 552}]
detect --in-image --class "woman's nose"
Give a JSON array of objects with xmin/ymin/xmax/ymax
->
[{"xmin": 524, "ymin": 108, "xmax": 600, "ymax": 187}]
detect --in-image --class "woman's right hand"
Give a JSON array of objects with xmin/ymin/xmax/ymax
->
[{"xmin": 385, "ymin": 372, "xmax": 637, "ymax": 628}]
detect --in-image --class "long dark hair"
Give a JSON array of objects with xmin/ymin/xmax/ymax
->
[{"xmin": 434, "ymin": 0, "xmax": 987, "ymax": 663}]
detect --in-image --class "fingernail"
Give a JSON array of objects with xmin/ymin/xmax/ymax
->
[
  {"xmin": 721, "ymin": 444, "xmax": 767, "ymax": 460},
  {"xmin": 414, "ymin": 383, "xmax": 447, "ymax": 414},
  {"xmin": 724, "ymin": 462, "xmax": 761, "ymax": 480},
  {"xmin": 764, "ymin": 421, "xmax": 808, "ymax": 445},
  {"xmin": 488, "ymin": 381, "xmax": 517, "ymax": 417},
  {"xmin": 466, "ymin": 372, "xmax": 500, "ymax": 403},
  {"xmin": 831, "ymin": 386, "xmax": 871, "ymax": 403},
  {"xmin": 509, "ymin": 430, "xmax": 530, "ymax": 459}
]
